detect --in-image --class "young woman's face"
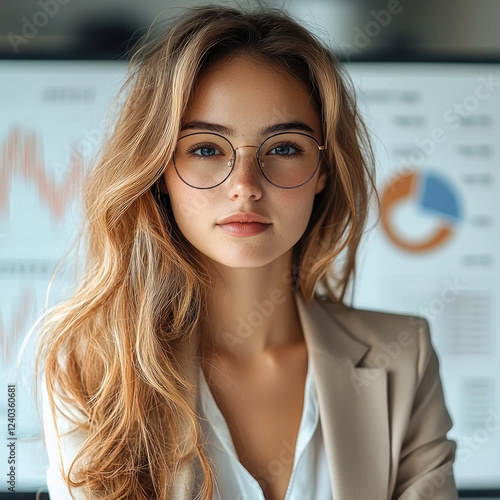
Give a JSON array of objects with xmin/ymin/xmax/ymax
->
[{"xmin": 162, "ymin": 54, "xmax": 327, "ymax": 270}]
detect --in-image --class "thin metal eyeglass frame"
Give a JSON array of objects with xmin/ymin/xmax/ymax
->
[{"xmin": 172, "ymin": 131, "xmax": 326, "ymax": 190}]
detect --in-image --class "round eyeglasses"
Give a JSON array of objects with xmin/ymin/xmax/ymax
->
[{"xmin": 172, "ymin": 131, "xmax": 326, "ymax": 189}]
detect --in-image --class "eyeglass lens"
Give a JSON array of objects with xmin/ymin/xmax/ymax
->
[{"xmin": 173, "ymin": 132, "xmax": 321, "ymax": 189}]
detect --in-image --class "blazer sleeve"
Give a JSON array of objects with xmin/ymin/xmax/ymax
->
[
  {"xmin": 42, "ymin": 377, "xmax": 88, "ymax": 500},
  {"xmin": 393, "ymin": 318, "xmax": 459, "ymax": 500}
]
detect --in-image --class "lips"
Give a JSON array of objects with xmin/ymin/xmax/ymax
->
[
  {"xmin": 217, "ymin": 211, "xmax": 271, "ymax": 225},
  {"xmin": 217, "ymin": 221, "xmax": 271, "ymax": 237}
]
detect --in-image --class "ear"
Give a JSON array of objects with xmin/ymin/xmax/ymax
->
[{"xmin": 314, "ymin": 167, "xmax": 327, "ymax": 195}]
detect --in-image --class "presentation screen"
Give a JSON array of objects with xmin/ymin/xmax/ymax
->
[
  {"xmin": 0, "ymin": 59, "xmax": 498, "ymax": 494},
  {"xmin": 345, "ymin": 61, "xmax": 500, "ymax": 491}
]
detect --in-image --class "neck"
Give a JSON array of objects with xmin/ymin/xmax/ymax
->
[{"xmin": 201, "ymin": 249, "xmax": 304, "ymax": 366}]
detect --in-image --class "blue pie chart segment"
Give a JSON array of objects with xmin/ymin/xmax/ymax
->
[{"xmin": 416, "ymin": 171, "xmax": 462, "ymax": 223}]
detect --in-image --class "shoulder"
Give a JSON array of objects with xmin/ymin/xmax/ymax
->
[
  {"xmin": 315, "ymin": 293, "xmax": 429, "ymax": 337},
  {"xmin": 314, "ymin": 295, "xmax": 434, "ymax": 376}
]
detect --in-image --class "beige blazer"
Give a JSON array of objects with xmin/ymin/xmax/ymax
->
[
  {"xmin": 171, "ymin": 291, "xmax": 459, "ymax": 500},
  {"xmin": 44, "ymin": 291, "xmax": 458, "ymax": 499}
]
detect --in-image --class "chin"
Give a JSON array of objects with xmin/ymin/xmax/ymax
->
[
  {"xmin": 209, "ymin": 248, "xmax": 289, "ymax": 270},
  {"xmin": 215, "ymin": 258, "xmax": 272, "ymax": 269}
]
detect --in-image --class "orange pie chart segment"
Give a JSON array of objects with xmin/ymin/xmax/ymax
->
[{"xmin": 380, "ymin": 170, "xmax": 462, "ymax": 253}]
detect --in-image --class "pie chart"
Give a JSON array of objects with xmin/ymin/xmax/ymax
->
[{"xmin": 380, "ymin": 169, "xmax": 462, "ymax": 253}]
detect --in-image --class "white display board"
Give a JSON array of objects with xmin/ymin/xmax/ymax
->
[
  {"xmin": 0, "ymin": 59, "xmax": 498, "ymax": 493},
  {"xmin": 346, "ymin": 62, "xmax": 500, "ymax": 490}
]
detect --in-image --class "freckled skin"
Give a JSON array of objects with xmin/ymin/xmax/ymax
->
[{"xmin": 162, "ymin": 54, "xmax": 326, "ymax": 270}]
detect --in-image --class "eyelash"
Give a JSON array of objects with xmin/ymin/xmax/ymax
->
[
  {"xmin": 184, "ymin": 141, "xmax": 306, "ymax": 156},
  {"xmin": 268, "ymin": 140, "xmax": 305, "ymax": 155},
  {"xmin": 185, "ymin": 142, "xmax": 222, "ymax": 155}
]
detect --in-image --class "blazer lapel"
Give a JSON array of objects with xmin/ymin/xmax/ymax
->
[{"xmin": 295, "ymin": 291, "xmax": 390, "ymax": 499}]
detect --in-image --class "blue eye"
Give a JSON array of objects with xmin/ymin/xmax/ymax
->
[
  {"xmin": 186, "ymin": 143, "xmax": 222, "ymax": 157},
  {"xmin": 267, "ymin": 141, "xmax": 304, "ymax": 156},
  {"xmin": 272, "ymin": 145, "xmax": 295, "ymax": 155}
]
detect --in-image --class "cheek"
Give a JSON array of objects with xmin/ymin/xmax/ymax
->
[
  {"xmin": 171, "ymin": 190, "xmax": 213, "ymax": 229},
  {"xmin": 165, "ymin": 173, "xmax": 215, "ymax": 230},
  {"xmin": 180, "ymin": 190, "xmax": 209, "ymax": 217},
  {"xmin": 277, "ymin": 190, "xmax": 316, "ymax": 235}
]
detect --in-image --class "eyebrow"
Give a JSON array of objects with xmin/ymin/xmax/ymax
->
[{"xmin": 179, "ymin": 120, "xmax": 314, "ymax": 136}]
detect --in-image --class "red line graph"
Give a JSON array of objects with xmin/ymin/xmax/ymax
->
[
  {"xmin": 0, "ymin": 286, "xmax": 36, "ymax": 371},
  {"xmin": 0, "ymin": 126, "xmax": 85, "ymax": 221}
]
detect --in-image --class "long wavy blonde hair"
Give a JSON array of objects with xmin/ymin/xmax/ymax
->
[{"xmin": 33, "ymin": 3, "xmax": 379, "ymax": 499}]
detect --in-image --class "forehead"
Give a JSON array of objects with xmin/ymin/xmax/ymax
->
[{"xmin": 182, "ymin": 54, "xmax": 321, "ymax": 136}]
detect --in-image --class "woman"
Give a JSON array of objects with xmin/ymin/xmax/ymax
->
[{"xmin": 36, "ymin": 4, "xmax": 458, "ymax": 499}]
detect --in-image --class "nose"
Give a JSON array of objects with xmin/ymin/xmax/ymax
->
[{"xmin": 225, "ymin": 145, "xmax": 263, "ymax": 199}]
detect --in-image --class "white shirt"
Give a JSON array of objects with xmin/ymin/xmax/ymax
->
[
  {"xmin": 42, "ymin": 352, "xmax": 333, "ymax": 500},
  {"xmin": 197, "ymin": 351, "xmax": 333, "ymax": 500},
  {"xmin": 42, "ymin": 378, "xmax": 87, "ymax": 500}
]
